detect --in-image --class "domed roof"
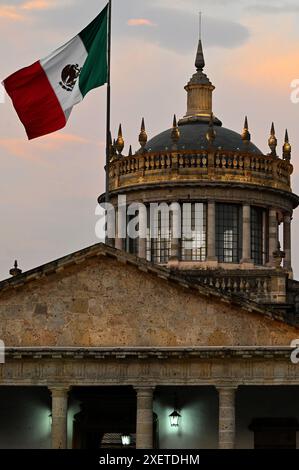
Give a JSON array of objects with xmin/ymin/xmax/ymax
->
[{"xmin": 145, "ymin": 122, "xmax": 262, "ymax": 154}]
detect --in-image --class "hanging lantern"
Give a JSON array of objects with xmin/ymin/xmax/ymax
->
[{"xmin": 169, "ymin": 410, "xmax": 181, "ymax": 427}]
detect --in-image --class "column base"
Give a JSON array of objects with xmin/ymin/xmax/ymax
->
[
  {"xmin": 115, "ymin": 239, "xmax": 125, "ymax": 251},
  {"xmin": 138, "ymin": 238, "xmax": 147, "ymax": 259},
  {"xmin": 168, "ymin": 257, "xmax": 180, "ymax": 268},
  {"xmin": 240, "ymin": 259, "xmax": 254, "ymax": 268},
  {"xmin": 206, "ymin": 257, "xmax": 218, "ymax": 268}
]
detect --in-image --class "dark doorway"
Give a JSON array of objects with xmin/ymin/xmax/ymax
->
[
  {"xmin": 249, "ymin": 418, "xmax": 299, "ymax": 449},
  {"xmin": 71, "ymin": 387, "xmax": 136, "ymax": 449}
]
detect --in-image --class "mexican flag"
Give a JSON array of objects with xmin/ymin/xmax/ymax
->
[{"xmin": 3, "ymin": 4, "xmax": 108, "ymax": 140}]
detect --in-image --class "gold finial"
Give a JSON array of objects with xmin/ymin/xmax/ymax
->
[
  {"xmin": 110, "ymin": 138, "xmax": 118, "ymax": 162},
  {"xmin": 116, "ymin": 124, "xmax": 124, "ymax": 155},
  {"xmin": 139, "ymin": 118, "xmax": 148, "ymax": 149},
  {"xmin": 206, "ymin": 113, "xmax": 216, "ymax": 144},
  {"xmin": 113, "ymin": 139, "xmax": 118, "ymax": 156},
  {"xmin": 9, "ymin": 260, "xmax": 22, "ymax": 277},
  {"xmin": 283, "ymin": 129, "xmax": 291, "ymax": 161},
  {"xmin": 268, "ymin": 122, "xmax": 277, "ymax": 157},
  {"xmin": 128, "ymin": 145, "xmax": 133, "ymax": 157},
  {"xmin": 171, "ymin": 114, "xmax": 180, "ymax": 143},
  {"xmin": 242, "ymin": 116, "xmax": 251, "ymax": 142}
]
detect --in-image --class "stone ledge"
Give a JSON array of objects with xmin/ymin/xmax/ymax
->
[{"xmin": 4, "ymin": 346, "xmax": 295, "ymax": 360}]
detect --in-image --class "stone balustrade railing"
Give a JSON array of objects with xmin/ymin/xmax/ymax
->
[
  {"xmin": 191, "ymin": 272, "xmax": 273, "ymax": 303},
  {"xmin": 109, "ymin": 150, "xmax": 292, "ymax": 193}
]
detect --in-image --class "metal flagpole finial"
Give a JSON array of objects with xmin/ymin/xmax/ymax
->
[{"xmin": 199, "ymin": 11, "xmax": 202, "ymax": 40}]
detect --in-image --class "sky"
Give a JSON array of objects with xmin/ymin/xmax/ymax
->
[{"xmin": 1, "ymin": 0, "xmax": 299, "ymax": 280}]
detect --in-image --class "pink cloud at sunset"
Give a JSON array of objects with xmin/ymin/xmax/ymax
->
[
  {"xmin": 221, "ymin": 18, "xmax": 299, "ymax": 91},
  {"xmin": 0, "ymin": 0, "xmax": 63, "ymax": 22},
  {"xmin": 0, "ymin": 133, "xmax": 90, "ymax": 161},
  {"xmin": 21, "ymin": 0, "xmax": 55, "ymax": 11},
  {"xmin": 0, "ymin": 6, "xmax": 24, "ymax": 21},
  {"xmin": 128, "ymin": 18, "xmax": 156, "ymax": 27}
]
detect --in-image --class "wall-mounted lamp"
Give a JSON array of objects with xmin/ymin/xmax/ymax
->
[
  {"xmin": 169, "ymin": 392, "xmax": 181, "ymax": 427},
  {"xmin": 169, "ymin": 410, "xmax": 181, "ymax": 427},
  {"xmin": 121, "ymin": 434, "xmax": 131, "ymax": 446}
]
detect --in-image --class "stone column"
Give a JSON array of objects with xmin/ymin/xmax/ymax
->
[
  {"xmin": 138, "ymin": 204, "xmax": 147, "ymax": 259},
  {"xmin": 49, "ymin": 386, "xmax": 69, "ymax": 449},
  {"xmin": 283, "ymin": 215, "xmax": 292, "ymax": 273},
  {"xmin": 268, "ymin": 208, "xmax": 278, "ymax": 267},
  {"xmin": 241, "ymin": 204, "xmax": 253, "ymax": 264},
  {"xmin": 135, "ymin": 387, "xmax": 155, "ymax": 449},
  {"xmin": 169, "ymin": 203, "xmax": 181, "ymax": 264},
  {"xmin": 207, "ymin": 201, "xmax": 217, "ymax": 264},
  {"xmin": 217, "ymin": 386, "xmax": 237, "ymax": 449}
]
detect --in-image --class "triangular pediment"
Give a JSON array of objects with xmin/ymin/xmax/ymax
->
[{"xmin": 0, "ymin": 244, "xmax": 297, "ymax": 348}]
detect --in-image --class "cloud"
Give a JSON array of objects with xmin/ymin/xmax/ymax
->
[
  {"xmin": 122, "ymin": 8, "xmax": 250, "ymax": 52},
  {"xmin": 128, "ymin": 18, "xmax": 156, "ymax": 27},
  {"xmin": 221, "ymin": 19, "xmax": 299, "ymax": 91},
  {"xmin": 0, "ymin": 0, "xmax": 68, "ymax": 21},
  {"xmin": 21, "ymin": 0, "xmax": 54, "ymax": 10},
  {"xmin": 0, "ymin": 133, "xmax": 89, "ymax": 161},
  {"xmin": 0, "ymin": 5, "xmax": 24, "ymax": 20},
  {"xmin": 0, "ymin": 138, "xmax": 40, "ymax": 161}
]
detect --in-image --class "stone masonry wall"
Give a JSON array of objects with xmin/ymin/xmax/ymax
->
[{"xmin": 0, "ymin": 255, "xmax": 297, "ymax": 347}]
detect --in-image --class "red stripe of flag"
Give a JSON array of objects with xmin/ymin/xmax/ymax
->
[{"xmin": 3, "ymin": 61, "xmax": 66, "ymax": 140}]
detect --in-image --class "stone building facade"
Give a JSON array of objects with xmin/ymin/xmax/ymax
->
[{"xmin": 1, "ymin": 37, "xmax": 299, "ymax": 450}]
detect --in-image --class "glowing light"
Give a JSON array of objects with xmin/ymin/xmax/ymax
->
[
  {"xmin": 121, "ymin": 434, "xmax": 131, "ymax": 446},
  {"xmin": 169, "ymin": 410, "xmax": 181, "ymax": 427}
]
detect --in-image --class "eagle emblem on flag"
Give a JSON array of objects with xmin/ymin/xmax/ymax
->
[{"xmin": 59, "ymin": 64, "xmax": 82, "ymax": 92}]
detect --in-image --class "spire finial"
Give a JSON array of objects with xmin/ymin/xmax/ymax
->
[
  {"xmin": 171, "ymin": 114, "xmax": 180, "ymax": 144},
  {"xmin": 116, "ymin": 124, "xmax": 124, "ymax": 155},
  {"xmin": 283, "ymin": 129, "xmax": 291, "ymax": 161},
  {"xmin": 242, "ymin": 116, "xmax": 251, "ymax": 142},
  {"xmin": 128, "ymin": 145, "xmax": 133, "ymax": 157},
  {"xmin": 9, "ymin": 260, "xmax": 22, "ymax": 277},
  {"xmin": 268, "ymin": 122, "xmax": 277, "ymax": 157},
  {"xmin": 195, "ymin": 14, "xmax": 205, "ymax": 71},
  {"xmin": 139, "ymin": 118, "xmax": 148, "ymax": 150}
]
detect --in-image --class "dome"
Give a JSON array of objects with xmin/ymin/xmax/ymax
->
[{"xmin": 145, "ymin": 122, "xmax": 262, "ymax": 154}]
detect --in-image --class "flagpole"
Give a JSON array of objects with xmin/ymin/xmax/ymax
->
[{"xmin": 105, "ymin": 0, "xmax": 112, "ymax": 203}]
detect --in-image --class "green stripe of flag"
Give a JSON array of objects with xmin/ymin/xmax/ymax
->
[{"xmin": 79, "ymin": 4, "xmax": 108, "ymax": 97}]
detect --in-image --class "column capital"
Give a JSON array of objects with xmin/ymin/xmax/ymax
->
[
  {"xmin": 134, "ymin": 386, "xmax": 156, "ymax": 395},
  {"xmin": 215, "ymin": 385, "xmax": 239, "ymax": 392},
  {"xmin": 48, "ymin": 385, "xmax": 71, "ymax": 396}
]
